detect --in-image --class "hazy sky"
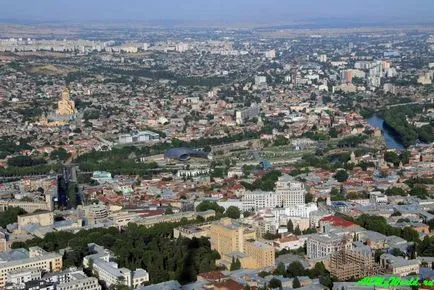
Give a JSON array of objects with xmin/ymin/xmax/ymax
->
[{"xmin": 1, "ymin": 0, "xmax": 434, "ymax": 24}]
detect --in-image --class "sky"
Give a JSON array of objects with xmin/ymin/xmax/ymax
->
[{"xmin": 1, "ymin": 0, "xmax": 434, "ymax": 25}]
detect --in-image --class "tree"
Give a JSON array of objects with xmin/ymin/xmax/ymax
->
[
  {"xmin": 230, "ymin": 257, "xmax": 241, "ymax": 271},
  {"xmin": 309, "ymin": 262, "xmax": 328, "ymax": 278},
  {"xmin": 165, "ymin": 206, "xmax": 174, "ymax": 215},
  {"xmin": 391, "ymin": 211, "xmax": 402, "ymax": 216},
  {"xmin": 263, "ymin": 232, "xmax": 280, "ymax": 240},
  {"xmin": 225, "ymin": 206, "xmax": 241, "ymax": 219},
  {"xmin": 269, "ymin": 278, "xmax": 282, "ymax": 289},
  {"xmin": 287, "ymin": 261, "xmax": 306, "ymax": 277},
  {"xmin": 0, "ymin": 206, "xmax": 26, "ymax": 228},
  {"xmin": 384, "ymin": 151, "xmax": 400, "ymax": 166},
  {"xmin": 390, "ymin": 248, "xmax": 405, "ymax": 257},
  {"xmin": 294, "ymin": 226, "xmax": 301, "ymax": 235},
  {"xmin": 67, "ymin": 182, "xmax": 78, "ymax": 209},
  {"xmin": 385, "ymin": 187, "xmax": 407, "ymax": 196},
  {"xmin": 243, "ymin": 211, "xmax": 252, "ymax": 218},
  {"xmin": 334, "ymin": 170, "xmax": 349, "ymax": 182},
  {"xmin": 196, "ymin": 201, "xmax": 225, "ymax": 215},
  {"xmin": 274, "ymin": 262, "xmax": 286, "ymax": 276},
  {"xmin": 374, "ymin": 250, "xmax": 384, "ymax": 263},
  {"xmin": 50, "ymin": 148, "xmax": 71, "ymax": 161},
  {"xmin": 273, "ymin": 136, "xmax": 289, "ymax": 146},
  {"xmin": 329, "ymin": 127, "xmax": 338, "ymax": 138},
  {"xmin": 293, "ymin": 277, "xmax": 301, "ymax": 288},
  {"xmin": 287, "ymin": 219, "xmax": 294, "ymax": 233},
  {"xmin": 319, "ymin": 275, "xmax": 333, "ymax": 288},
  {"xmin": 7, "ymin": 155, "xmax": 47, "ymax": 167},
  {"xmin": 305, "ymin": 193, "xmax": 314, "ymax": 203},
  {"xmin": 410, "ymin": 185, "xmax": 429, "ymax": 199}
]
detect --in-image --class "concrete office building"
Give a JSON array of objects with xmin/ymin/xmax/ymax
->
[
  {"xmin": 241, "ymin": 191, "xmax": 277, "ymax": 211},
  {"xmin": 17, "ymin": 211, "xmax": 54, "ymax": 233},
  {"xmin": 275, "ymin": 175, "xmax": 306, "ymax": 207},
  {"xmin": 306, "ymin": 233, "xmax": 352, "ymax": 260},
  {"xmin": 83, "ymin": 244, "xmax": 149, "ymax": 288},
  {"xmin": 0, "ymin": 247, "xmax": 62, "ymax": 287},
  {"xmin": 118, "ymin": 131, "xmax": 160, "ymax": 144},
  {"xmin": 380, "ymin": 254, "xmax": 420, "ymax": 277},
  {"xmin": 57, "ymin": 277, "xmax": 101, "ymax": 290}
]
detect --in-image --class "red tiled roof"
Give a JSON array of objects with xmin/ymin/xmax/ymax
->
[
  {"xmin": 198, "ymin": 271, "xmax": 226, "ymax": 281},
  {"xmin": 214, "ymin": 279, "xmax": 244, "ymax": 290},
  {"xmin": 320, "ymin": 215, "xmax": 355, "ymax": 227}
]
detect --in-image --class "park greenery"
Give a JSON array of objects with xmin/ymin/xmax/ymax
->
[
  {"xmin": 382, "ymin": 105, "xmax": 434, "ymax": 147},
  {"xmin": 0, "ymin": 206, "xmax": 27, "ymax": 228},
  {"xmin": 0, "ymin": 136, "xmax": 33, "ymax": 159},
  {"xmin": 0, "ymin": 164, "xmax": 61, "ymax": 177},
  {"xmin": 272, "ymin": 261, "xmax": 332, "ymax": 288},
  {"xmin": 12, "ymin": 221, "xmax": 220, "ymax": 285},
  {"xmin": 240, "ymin": 170, "xmax": 282, "ymax": 191},
  {"xmin": 195, "ymin": 202, "xmax": 241, "ymax": 219},
  {"xmin": 50, "ymin": 148, "xmax": 71, "ymax": 161},
  {"xmin": 7, "ymin": 155, "xmax": 47, "ymax": 167},
  {"xmin": 339, "ymin": 214, "xmax": 420, "ymax": 245}
]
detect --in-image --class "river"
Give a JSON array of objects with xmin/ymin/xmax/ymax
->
[{"xmin": 367, "ymin": 114, "xmax": 405, "ymax": 150}]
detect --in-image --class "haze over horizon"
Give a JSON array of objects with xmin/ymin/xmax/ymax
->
[{"xmin": 1, "ymin": 0, "xmax": 434, "ymax": 26}]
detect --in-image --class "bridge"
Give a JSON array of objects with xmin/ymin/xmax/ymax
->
[{"xmin": 385, "ymin": 99, "xmax": 433, "ymax": 109}]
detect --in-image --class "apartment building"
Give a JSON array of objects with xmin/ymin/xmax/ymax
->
[
  {"xmin": 306, "ymin": 233, "xmax": 352, "ymax": 259},
  {"xmin": 57, "ymin": 277, "xmax": 100, "ymax": 290},
  {"xmin": 275, "ymin": 175, "xmax": 306, "ymax": 207},
  {"xmin": 209, "ymin": 218, "xmax": 274, "ymax": 269},
  {"xmin": 0, "ymin": 247, "xmax": 62, "ymax": 287},
  {"xmin": 6, "ymin": 268, "xmax": 101, "ymax": 290},
  {"xmin": 209, "ymin": 218, "xmax": 252, "ymax": 256},
  {"xmin": 243, "ymin": 240, "xmax": 275, "ymax": 269},
  {"xmin": 83, "ymin": 244, "xmax": 149, "ymax": 288},
  {"xmin": 241, "ymin": 191, "xmax": 277, "ymax": 211},
  {"xmin": 380, "ymin": 254, "xmax": 420, "ymax": 277}
]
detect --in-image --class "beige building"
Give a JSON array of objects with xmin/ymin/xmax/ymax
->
[
  {"xmin": 56, "ymin": 88, "xmax": 76, "ymax": 116},
  {"xmin": 209, "ymin": 218, "xmax": 274, "ymax": 270},
  {"xmin": 209, "ymin": 218, "xmax": 256, "ymax": 257},
  {"xmin": 83, "ymin": 244, "xmax": 149, "ymax": 288},
  {"xmin": 329, "ymin": 248, "xmax": 383, "ymax": 280},
  {"xmin": 0, "ymin": 247, "xmax": 62, "ymax": 287},
  {"xmin": 173, "ymin": 223, "xmax": 211, "ymax": 239},
  {"xmin": 0, "ymin": 232, "xmax": 7, "ymax": 253},
  {"xmin": 243, "ymin": 240, "xmax": 275, "ymax": 269},
  {"xmin": 380, "ymin": 254, "xmax": 420, "ymax": 277},
  {"xmin": 17, "ymin": 211, "xmax": 54, "ymax": 232},
  {"xmin": 0, "ymin": 192, "xmax": 53, "ymax": 213}
]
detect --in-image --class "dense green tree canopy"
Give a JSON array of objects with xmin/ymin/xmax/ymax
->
[
  {"xmin": 0, "ymin": 207, "xmax": 27, "ymax": 228},
  {"xmin": 13, "ymin": 221, "xmax": 220, "ymax": 285},
  {"xmin": 224, "ymin": 206, "xmax": 241, "ymax": 219},
  {"xmin": 196, "ymin": 201, "xmax": 225, "ymax": 215},
  {"xmin": 334, "ymin": 170, "xmax": 349, "ymax": 182}
]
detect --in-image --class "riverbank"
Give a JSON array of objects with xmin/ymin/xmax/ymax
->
[{"xmin": 367, "ymin": 114, "xmax": 405, "ymax": 150}]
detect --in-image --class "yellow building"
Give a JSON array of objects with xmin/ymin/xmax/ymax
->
[
  {"xmin": 209, "ymin": 218, "xmax": 274, "ymax": 270},
  {"xmin": 243, "ymin": 240, "xmax": 275, "ymax": 269},
  {"xmin": 56, "ymin": 88, "xmax": 76, "ymax": 116},
  {"xmin": 209, "ymin": 218, "xmax": 256, "ymax": 256}
]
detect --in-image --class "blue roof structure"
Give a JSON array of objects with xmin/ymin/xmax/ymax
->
[{"xmin": 164, "ymin": 147, "xmax": 208, "ymax": 161}]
